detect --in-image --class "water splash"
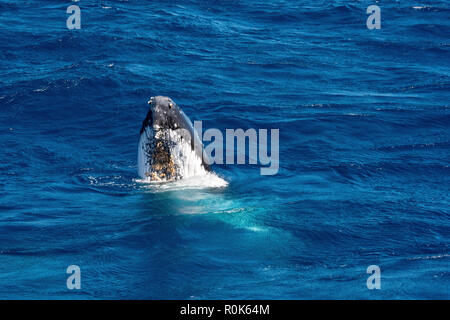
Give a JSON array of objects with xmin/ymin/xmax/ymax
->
[{"xmin": 136, "ymin": 172, "xmax": 228, "ymax": 191}]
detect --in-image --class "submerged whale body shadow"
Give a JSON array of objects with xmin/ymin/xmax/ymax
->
[{"xmin": 137, "ymin": 96, "xmax": 227, "ymax": 188}]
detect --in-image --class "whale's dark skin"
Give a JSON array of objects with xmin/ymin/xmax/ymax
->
[{"xmin": 139, "ymin": 96, "xmax": 211, "ymax": 180}]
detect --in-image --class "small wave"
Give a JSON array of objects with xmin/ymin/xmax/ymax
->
[
  {"xmin": 245, "ymin": 226, "xmax": 266, "ymax": 232},
  {"xmin": 408, "ymin": 254, "xmax": 450, "ymax": 261},
  {"xmin": 411, "ymin": 6, "xmax": 442, "ymax": 11}
]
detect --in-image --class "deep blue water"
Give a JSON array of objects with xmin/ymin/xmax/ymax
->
[{"xmin": 0, "ymin": 0, "xmax": 449, "ymax": 299}]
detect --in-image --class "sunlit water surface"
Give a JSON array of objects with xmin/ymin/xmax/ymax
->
[{"xmin": 0, "ymin": 0, "xmax": 449, "ymax": 299}]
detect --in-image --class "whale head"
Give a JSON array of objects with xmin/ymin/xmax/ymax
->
[
  {"xmin": 138, "ymin": 96, "xmax": 211, "ymax": 181},
  {"xmin": 145, "ymin": 96, "xmax": 182, "ymax": 131}
]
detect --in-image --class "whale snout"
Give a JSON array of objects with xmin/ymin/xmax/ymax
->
[
  {"xmin": 147, "ymin": 96, "xmax": 180, "ymax": 130},
  {"xmin": 148, "ymin": 96, "xmax": 174, "ymax": 108}
]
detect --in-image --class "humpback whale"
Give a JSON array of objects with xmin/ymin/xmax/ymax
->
[{"xmin": 138, "ymin": 96, "xmax": 211, "ymax": 181}]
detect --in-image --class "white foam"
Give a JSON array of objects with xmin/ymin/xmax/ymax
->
[{"xmin": 136, "ymin": 172, "xmax": 228, "ymax": 191}]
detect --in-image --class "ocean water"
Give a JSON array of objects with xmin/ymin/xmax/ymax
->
[{"xmin": 0, "ymin": 0, "xmax": 449, "ymax": 299}]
